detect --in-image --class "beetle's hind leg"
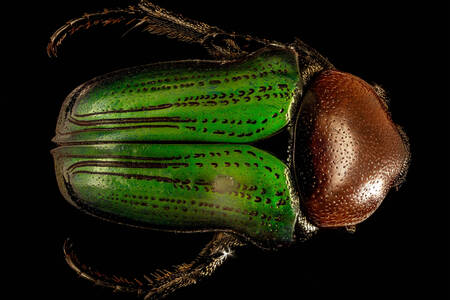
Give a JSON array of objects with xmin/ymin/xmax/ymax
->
[
  {"xmin": 47, "ymin": 7, "xmax": 142, "ymax": 57},
  {"xmin": 63, "ymin": 238, "xmax": 148, "ymax": 295},
  {"xmin": 142, "ymin": 232, "xmax": 245, "ymax": 299},
  {"xmin": 48, "ymin": 1, "xmax": 271, "ymax": 59},
  {"xmin": 63, "ymin": 232, "xmax": 246, "ymax": 299}
]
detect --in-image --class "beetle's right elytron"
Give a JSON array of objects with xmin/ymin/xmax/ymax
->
[{"xmin": 49, "ymin": 1, "xmax": 410, "ymax": 299}]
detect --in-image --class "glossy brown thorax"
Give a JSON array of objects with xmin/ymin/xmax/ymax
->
[{"xmin": 294, "ymin": 70, "xmax": 409, "ymax": 227}]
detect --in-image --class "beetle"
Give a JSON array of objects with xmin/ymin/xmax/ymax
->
[{"xmin": 49, "ymin": 1, "xmax": 410, "ymax": 299}]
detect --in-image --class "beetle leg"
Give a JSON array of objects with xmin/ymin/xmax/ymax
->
[
  {"xmin": 143, "ymin": 232, "xmax": 245, "ymax": 299},
  {"xmin": 63, "ymin": 238, "xmax": 148, "ymax": 295},
  {"xmin": 48, "ymin": 1, "xmax": 271, "ymax": 59},
  {"xmin": 47, "ymin": 7, "xmax": 143, "ymax": 58},
  {"xmin": 138, "ymin": 1, "xmax": 272, "ymax": 59},
  {"xmin": 63, "ymin": 232, "xmax": 246, "ymax": 299}
]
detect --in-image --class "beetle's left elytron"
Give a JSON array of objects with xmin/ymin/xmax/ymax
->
[{"xmin": 49, "ymin": 1, "xmax": 410, "ymax": 299}]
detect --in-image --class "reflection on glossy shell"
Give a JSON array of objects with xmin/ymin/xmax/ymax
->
[{"xmin": 295, "ymin": 70, "xmax": 409, "ymax": 227}]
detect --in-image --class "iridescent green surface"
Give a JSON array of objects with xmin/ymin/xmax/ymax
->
[
  {"xmin": 53, "ymin": 143, "xmax": 298, "ymax": 247},
  {"xmin": 54, "ymin": 47, "xmax": 300, "ymax": 144},
  {"xmin": 53, "ymin": 47, "xmax": 302, "ymax": 248}
]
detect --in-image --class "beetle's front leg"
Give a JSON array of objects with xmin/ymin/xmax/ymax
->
[{"xmin": 64, "ymin": 232, "xmax": 246, "ymax": 299}]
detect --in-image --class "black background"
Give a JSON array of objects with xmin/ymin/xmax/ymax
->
[{"xmin": 11, "ymin": 0, "xmax": 449, "ymax": 299}]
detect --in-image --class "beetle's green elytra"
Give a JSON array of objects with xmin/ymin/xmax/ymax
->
[
  {"xmin": 54, "ymin": 48, "xmax": 301, "ymax": 145},
  {"xmin": 49, "ymin": 1, "xmax": 410, "ymax": 298},
  {"xmin": 53, "ymin": 143, "xmax": 298, "ymax": 247}
]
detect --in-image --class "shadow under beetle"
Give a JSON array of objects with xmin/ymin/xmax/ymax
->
[{"xmin": 49, "ymin": 1, "xmax": 411, "ymax": 299}]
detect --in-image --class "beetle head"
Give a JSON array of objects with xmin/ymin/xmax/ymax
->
[{"xmin": 294, "ymin": 70, "xmax": 410, "ymax": 228}]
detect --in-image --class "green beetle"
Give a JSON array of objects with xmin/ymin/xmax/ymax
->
[{"xmin": 49, "ymin": 1, "xmax": 410, "ymax": 299}]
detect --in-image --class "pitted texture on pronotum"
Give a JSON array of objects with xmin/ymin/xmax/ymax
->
[{"xmin": 295, "ymin": 70, "xmax": 409, "ymax": 227}]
